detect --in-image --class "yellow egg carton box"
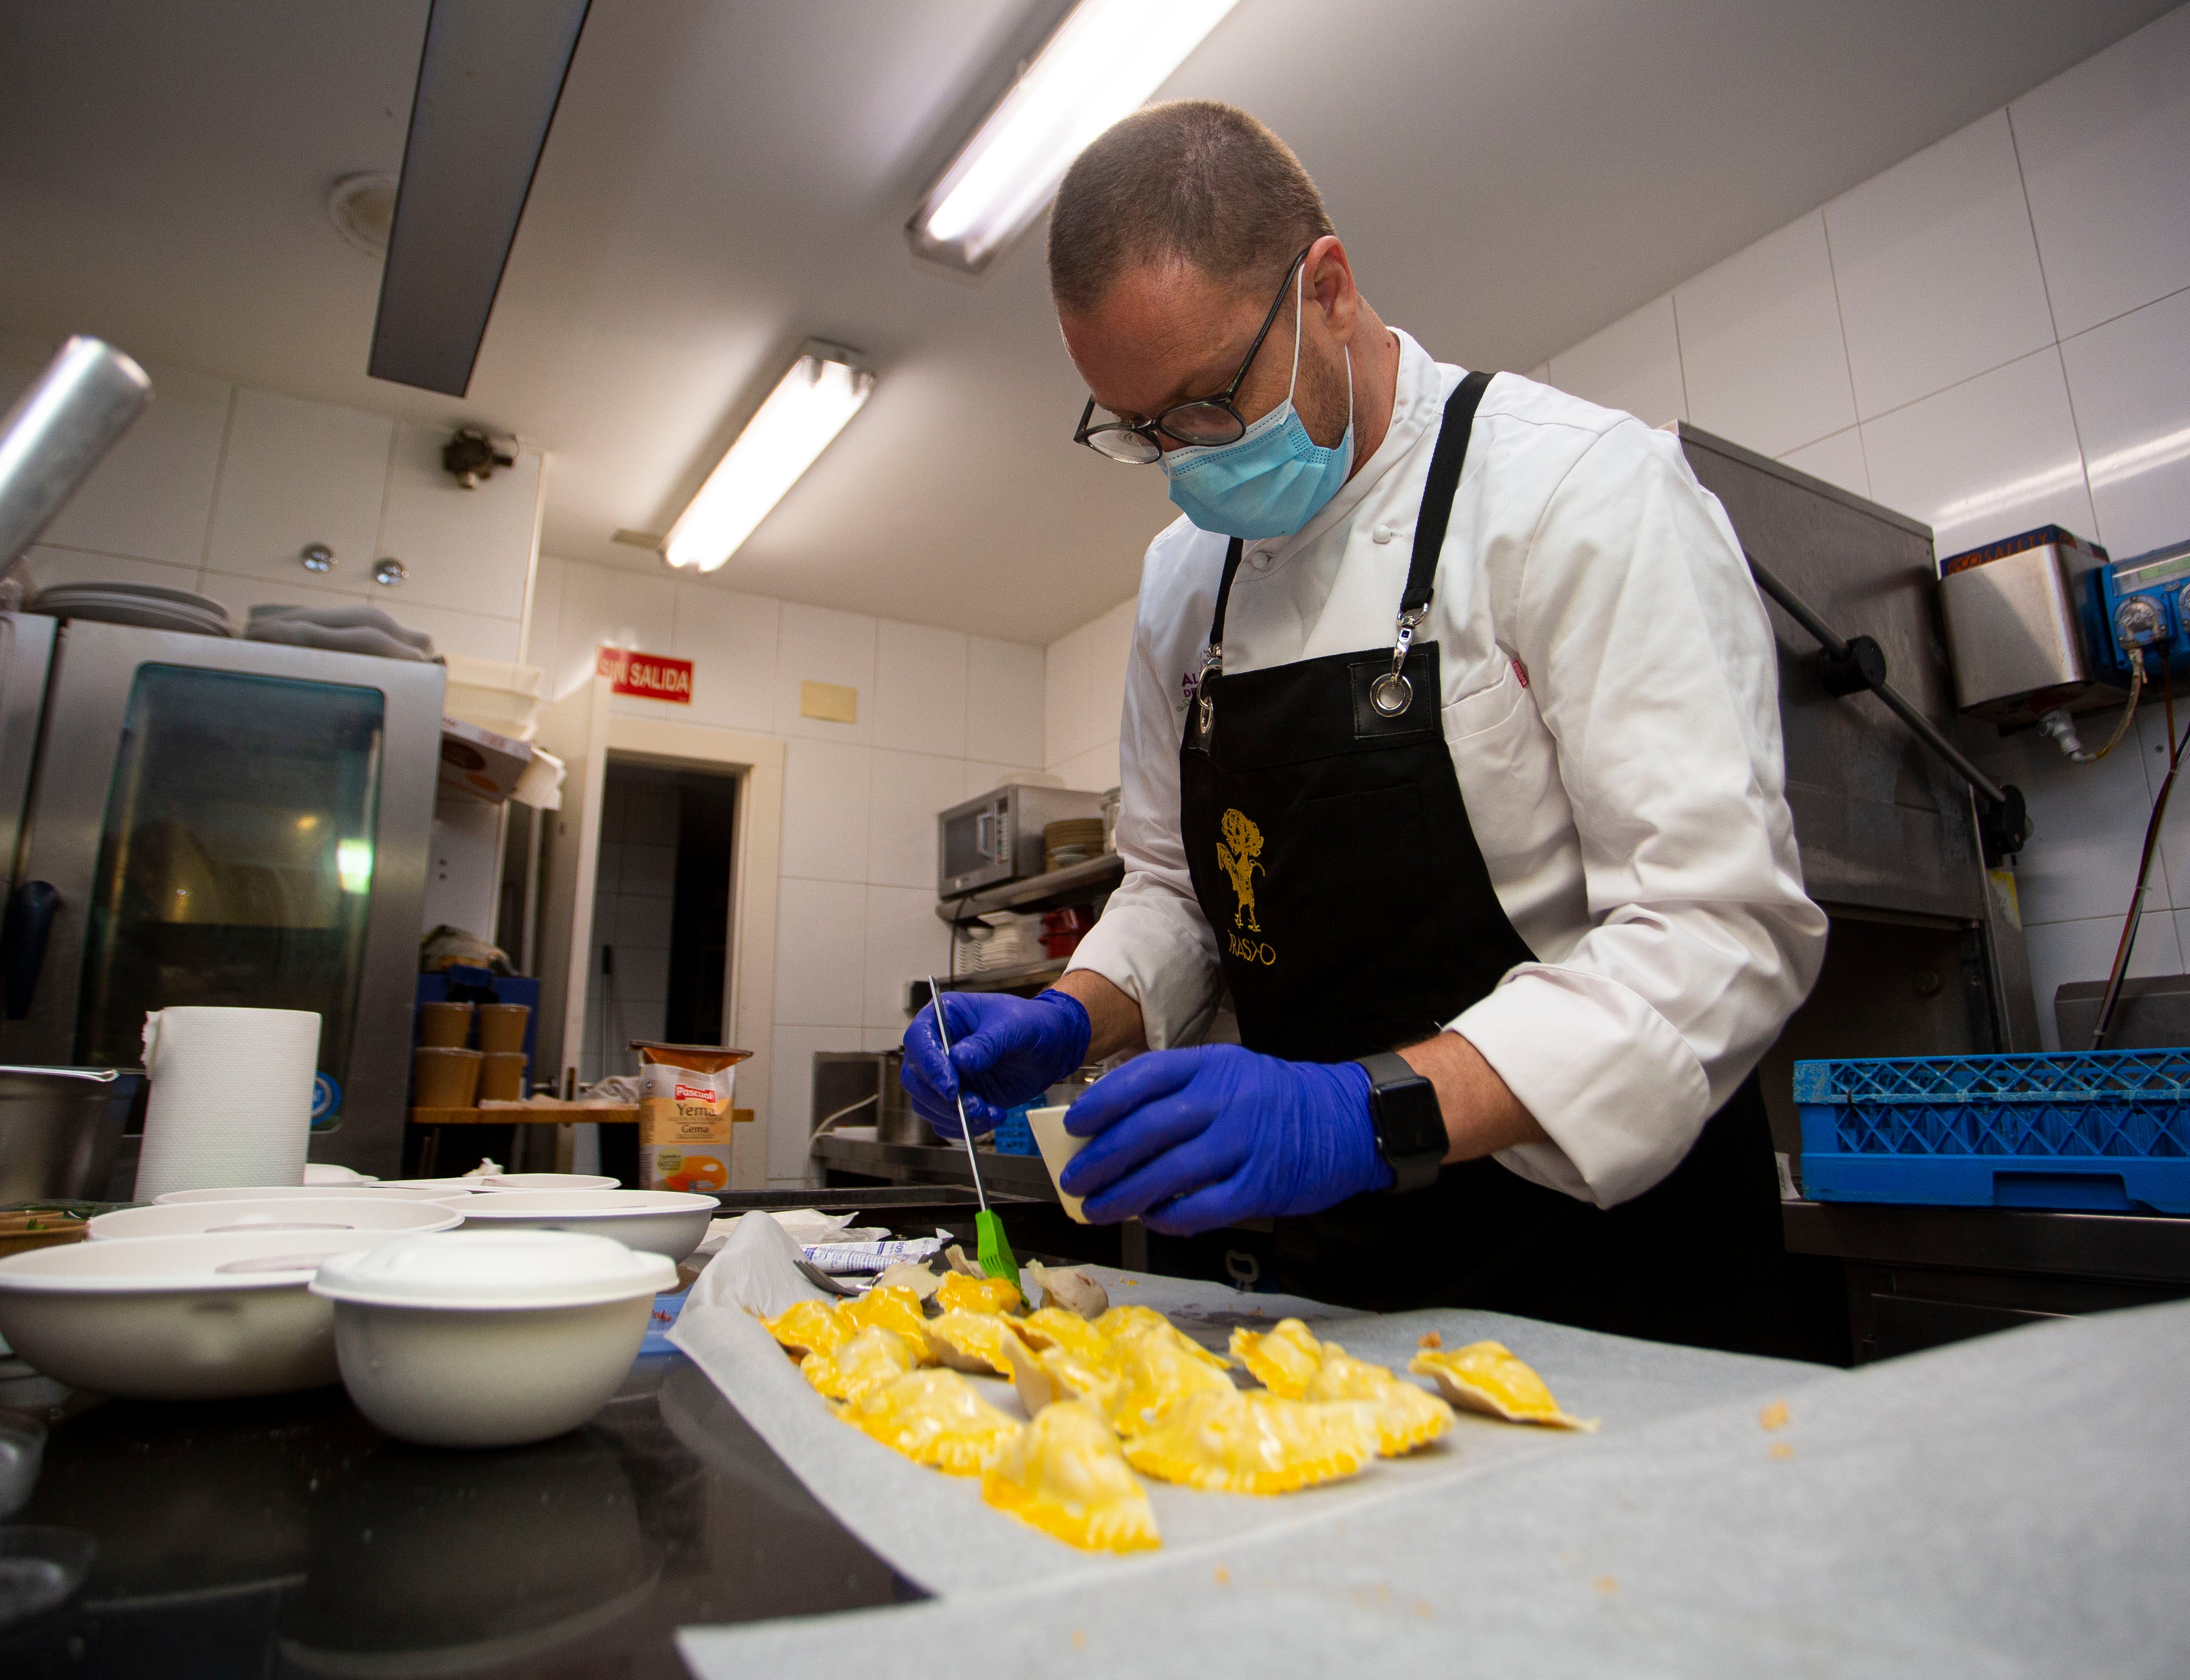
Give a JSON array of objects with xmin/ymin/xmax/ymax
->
[{"xmin": 632, "ymin": 1041, "xmax": 753, "ymax": 1196}]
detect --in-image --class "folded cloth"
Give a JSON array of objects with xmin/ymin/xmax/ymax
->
[{"xmin": 246, "ymin": 603, "xmax": 436, "ymax": 662}]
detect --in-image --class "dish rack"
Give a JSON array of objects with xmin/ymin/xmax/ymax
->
[
  {"xmin": 1795, "ymin": 1050, "xmax": 2190, "ymax": 1213},
  {"xmin": 951, "ymin": 912, "xmax": 1042, "ymax": 975}
]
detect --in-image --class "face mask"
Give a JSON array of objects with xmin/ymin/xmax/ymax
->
[{"xmin": 1161, "ymin": 263, "xmax": 1354, "ymax": 540}]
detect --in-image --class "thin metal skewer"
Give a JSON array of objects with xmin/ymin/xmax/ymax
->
[{"xmin": 926, "ymin": 976, "xmax": 988, "ymax": 1213}]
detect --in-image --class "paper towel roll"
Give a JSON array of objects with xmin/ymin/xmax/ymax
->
[{"xmin": 133, "ymin": 1007, "xmax": 321, "ymax": 1200}]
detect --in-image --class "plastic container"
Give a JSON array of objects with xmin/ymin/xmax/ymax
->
[
  {"xmin": 311, "ymin": 1230, "xmax": 673, "ymax": 1447},
  {"xmin": 452, "ymin": 1189, "xmax": 717, "ymax": 1260},
  {"xmin": 416, "ymin": 1001, "xmax": 473, "ymax": 1048},
  {"xmin": 1026, "ymin": 1105, "xmax": 1089, "ymax": 1223},
  {"xmin": 990, "ymin": 1101, "xmax": 1039, "ymax": 1156},
  {"xmin": 478, "ymin": 1051, "xmax": 528, "ymax": 1102},
  {"xmin": 476, "ymin": 1004, "xmax": 530, "ymax": 1053},
  {"xmin": 0, "ymin": 1228, "xmax": 388, "ymax": 1399},
  {"xmin": 1795, "ymin": 1050, "xmax": 2190, "ymax": 1212},
  {"xmin": 413, "ymin": 1047, "xmax": 481, "ymax": 1107}
]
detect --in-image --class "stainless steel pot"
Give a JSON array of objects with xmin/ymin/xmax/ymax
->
[{"xmin": 0, "ymin": 1066, "xmax": 125, "ymax": 1201}]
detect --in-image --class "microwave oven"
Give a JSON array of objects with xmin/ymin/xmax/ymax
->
[{"xmin": 937, "ymin": 784, "xmax": 1103, "ymax": 898}]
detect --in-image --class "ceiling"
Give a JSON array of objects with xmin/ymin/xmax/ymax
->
[{"xmin": 0, "ymin": 0, "xmax": 2174, "ymax": 644}]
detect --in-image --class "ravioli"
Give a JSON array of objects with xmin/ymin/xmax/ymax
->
[
  {"xmin": 1123, "ymin": 1388, "xmax": 1375, "ymax": 1495},
  {"xmin": 1003, "ymin": 1329, "xmax": 1124, "ymax": 1417},
  {"xmin": 1026, "ymin": 1259, "xmax": 1109, "ymax": 1318},
  {"xmin": 763, "ymin": 1298, "xmax": 850, "ymax": 1360},
  {"xmin": 842, "ymin": 1368, "xmax": 1022, "ymax": 1475},
  {"xmin": 982, "ymin": 1400, "xmax": 1160, "ymax": 1553},
  {"xmin": 1107, "ymin": 1328, "xmax": 1237, "ymax": 1437},
  {"xmin": 1228, "ymin": 1318, "xmax": 1326, "ymax": 1399},
  {"xmin": 1302, "ymin": 1346, "xmax": 1454, "ymax": 1456},
  {"xmin": 1408, "ymin": 1341, "xmax": 1596, "ymax": 1430},
  {"xmin": 935, "ymin": 1270, "xmax": 1023, "ymax": 1316},
  {"xmin": 1096, "ymin": 1304, "xmax": 1230, "ymax": 1370},
  {"xmin": 1017, "ymin": 1305, "xmax": 1112, "ymax": 1363},
  {"xmin": 926, "ymin": 1307, "xmax": 1026, "ymax": 1376},
  {"xmin": 802, "ymin": 1325, "xmax": 919, "ymax": 1403},
  {"xmin": 839, "ymin": 1284, "xmax": 935, "ymax": 1359}
]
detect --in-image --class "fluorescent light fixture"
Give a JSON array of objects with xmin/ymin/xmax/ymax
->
[
  {"xmin": 907, "ymin": 0, "xmax": 1242, "ymax": 276},
  {"xmin": 662, "ymin": 342, "xmax": 875, "ymax": 572},
  {"xmin": 336, "ymin": 840, "xmax": 373, "ymax": 895}
]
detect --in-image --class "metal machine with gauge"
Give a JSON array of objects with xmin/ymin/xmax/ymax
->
[{"xmin": 2094, "ymin": 537, "xmax": 2190, "ymax": 683}]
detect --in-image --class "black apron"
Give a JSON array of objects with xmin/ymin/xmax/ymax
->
[{"xmin": 1177, "ymin": 371, "xmax": 1805, "ymax": 1359}]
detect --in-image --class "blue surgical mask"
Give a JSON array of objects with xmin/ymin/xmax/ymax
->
[{"xmin": 1161, "ymin": 263, "xmax": 1354, "ymax": 540}]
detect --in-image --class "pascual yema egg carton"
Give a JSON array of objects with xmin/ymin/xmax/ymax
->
[{"xmin": 0, "ymin": 1178, "xmax": 717, "ymax": 1446}]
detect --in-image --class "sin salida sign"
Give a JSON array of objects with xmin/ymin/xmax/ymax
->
[{"xmin": 597, "ymin": 647, "xmax": 694, "ymax": 703}]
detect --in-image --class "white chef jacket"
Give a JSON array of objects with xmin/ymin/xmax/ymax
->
[{"xmin": 1064, "ymin": 330, "xmax": 1827, "ymax": 1209}]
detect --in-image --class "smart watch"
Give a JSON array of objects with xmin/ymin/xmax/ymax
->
[{"xmin": 1356, "ymin": 1050, "xmax": 1446, "ymax": 1193}]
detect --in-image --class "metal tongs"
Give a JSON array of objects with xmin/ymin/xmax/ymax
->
[{"xmin": 927, "ymin": 976, "xmax": 1019, "ymax": 1286}]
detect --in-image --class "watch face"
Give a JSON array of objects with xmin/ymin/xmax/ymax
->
[{"xmin": 1379, "ymin": 1077, "xmax": 1446, "ymax": 1163}]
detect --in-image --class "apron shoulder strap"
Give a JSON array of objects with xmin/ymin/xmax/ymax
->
[{"xmin": 1401, "ymin": 369, "xmax": 1494, "ymax": 617}]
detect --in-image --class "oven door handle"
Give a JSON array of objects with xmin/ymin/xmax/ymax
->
[
  {"xmin": 976, "ymin": 810, "xmax": 998, "ymax": 861},
  {"xmin": 0, "ymin": 880, "xmax": 59, "ymax": 1021}
]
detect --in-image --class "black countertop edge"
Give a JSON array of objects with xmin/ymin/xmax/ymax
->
[{"xmin": 1782, "ymin": 1197, "xmax": 2190, "ymax": 1283}]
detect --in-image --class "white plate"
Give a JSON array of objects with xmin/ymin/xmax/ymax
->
[
  {"xmin": 468, "ymin": 1174, "xmax": 619, "ymax": 1193},
  {"xmin": 155, "ymin": 1184, "xmax": 464, "ymax": 1206},
  {"xmin": 87, "ymin": 1198, "xmax": 463, "ymax": 1242},
  {"xmin": 453, "ymin": 1190, "xmax": 717, "ymax": 1261}
]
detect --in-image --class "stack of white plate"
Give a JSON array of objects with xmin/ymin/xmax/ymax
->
[{"xmin": 34, "ymin": 580, "xmax": 234, "ymax": 637}]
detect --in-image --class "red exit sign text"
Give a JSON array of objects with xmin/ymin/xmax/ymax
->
[{"xmin": 597, "ymin": 647, "xmax": 694, "ymax": 703}]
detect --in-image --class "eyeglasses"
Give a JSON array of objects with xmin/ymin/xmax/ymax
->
[{"xmin": 1072, "ymin": 245, "xmax": 1313, "ymax": 464}]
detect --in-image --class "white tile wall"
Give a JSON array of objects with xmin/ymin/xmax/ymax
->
[
  {"xmin": 2011, "ymin": 3, "xmax": 2190, "ymax": 339},
  {"xmin": 1827, "ymin": 109, "xmax": 2057, "ymax": 420},
  {"xmin": 5, "ymin": 349, "xmax": 537, "ymax": 665},
  {"xmin": 1673, "ymin": 213, "xmax": 1857, "ymax": 458},
  {"xmin": 521, "ymin": 555, "xmax": 1048, "ymax": 1183},
  {"xmin": 1034, "ymin": 5, "xmax": 2190, "ymax": 1044},
  {"xmin": 1043, "ymin": 596, "xmax": 1136, "ymax": 791},
  {"xmin": 1544, "ymin": 294, "xmax": 1686, "ymax": 428}
]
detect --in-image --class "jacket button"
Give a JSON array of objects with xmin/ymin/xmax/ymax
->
[
  {"xmin": 1372, "ymin": 523, "xmax": 1394, "ymax": 544},
  {"xmin": 1249, "ymin": 551, "xmax": 1272, "ymax": 570}
]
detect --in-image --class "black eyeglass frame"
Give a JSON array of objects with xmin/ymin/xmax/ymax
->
[{"xmin": 1071, "ymin": 244, "xmax": 1315, "ymax": 464}]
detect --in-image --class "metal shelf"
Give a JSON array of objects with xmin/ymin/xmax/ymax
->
[
  {"xmin": 934, "ymin": 852, "xmax": 1122, "ymax": 924},
  {"xmin": 933, "ymin": 958, "xmax": 1068, "ymax": 995}
]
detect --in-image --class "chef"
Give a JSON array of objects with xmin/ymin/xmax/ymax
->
[{"xmin": 904, "ymin": 101, "xmax": 1828, "ymax": 1354}]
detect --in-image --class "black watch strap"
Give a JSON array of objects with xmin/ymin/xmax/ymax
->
[{"xmin": 1357, "ymin": 1050, "xmax": 1445, "ymax": 1194}]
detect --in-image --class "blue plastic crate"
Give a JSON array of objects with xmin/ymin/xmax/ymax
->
[
  {"xmin": 990, "ymin": 1102, "xmax": 1038, "ymax": 1156},
  {"xmin": 1795, "ymin": 1050, "xmax": 2190, "ymax": 1214}
]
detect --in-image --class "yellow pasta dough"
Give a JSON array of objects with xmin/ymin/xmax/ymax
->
[
  {"xmin": 763, "ymin": 1298, "xmax": 849, "ymax": 1360},
  {"xmin": 802, "ymin": 1325, "xmax": 919, "ymax": 1404},
  {"xmin": 1096, "ymin": 1304, "xmax": 1230, "ymax": 1370},
  {"xmin": 839, "ymin": 1284, "xmax": 935, "ymax": 1359},
  {"xmin": 925, "ymin": 1308, "xmax": 1026, "ymax": 1376},
  {"xmin": 842, "ymin": 1368, "xmax": 1022, "ymax": 1475},
  {"xmin": 1228, "ymin": 1318, "xmax": 1326, "ymax": 1399},
  {"xmin": 1107, "ymin": 1328, "xmax": 1237, "ymax": 1437},
  {"xmin": 1302, "ymin": 1347, "xmax": 1454, "ymax": 1456},
  {"xmin": 1408, "ymin": 1341, "xmax": 1596, "ymax": 1430},
  {"xmin": 1003, "ymin": 1330, "xmax": 1124, "ymax": 1417},
  {"xmin": 1017, "ymin": 1305, "xmax": 1112, "ymax": 1364},
  {"xmin": 982, "ymin": 1400, "xmax": 1160, "ymax": 1553},
  {"xmin": 935, "ymin": 1270, "xmax": 1022, "ymax": 1316},
  {"xmin": 1123, "ymin": 1388, "xmax": 1375, "ymax": 1495}
]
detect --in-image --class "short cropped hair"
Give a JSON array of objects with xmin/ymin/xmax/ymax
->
[{"xmin": 1048, "ymin": 101, "xmax": 1333, "ymax": 315}]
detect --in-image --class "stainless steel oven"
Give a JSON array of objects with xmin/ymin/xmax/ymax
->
[
  {"xmin": 0, "ymin": 614, "xmax": 443, "ymax": 1177},
  {"xmin": 937, "ymin": 784, "xmax": 1103, "ymax": 898}
]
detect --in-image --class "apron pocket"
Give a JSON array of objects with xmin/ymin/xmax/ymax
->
[{"xmin": 1299, "ymin": 781, "xmax": 1423, "ymax": 835}]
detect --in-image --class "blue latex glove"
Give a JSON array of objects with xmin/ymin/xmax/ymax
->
[
  {"xmin": 1059, "ymin": 1045, "xmax": 1393, "ymax": 1235},
  {"xmin": 901, "ymin": 988, "xmax": 1091, "ymax": 1139}
]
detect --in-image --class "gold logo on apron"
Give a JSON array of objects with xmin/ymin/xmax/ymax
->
[{"xmin": 1216, "ymin": 808, "xmax": 1265, "ymax": 934}]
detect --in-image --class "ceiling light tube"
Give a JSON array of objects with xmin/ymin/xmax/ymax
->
[
  {"xmin": 662, "ymin": 342, "xmax": 874, "ymax": 572},
  {"xmin": 907, "ymin": 0, "xmax": 1242, "ymax": 277}
]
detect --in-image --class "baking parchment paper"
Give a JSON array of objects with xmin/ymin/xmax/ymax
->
[
  {"xmin": 667, "ymin": 1216, "xmax": 1836, "ymax": 1599},
  {"xmin": 680, "ymin": 1296, "xmax": 2190, "ymax": 1680}
]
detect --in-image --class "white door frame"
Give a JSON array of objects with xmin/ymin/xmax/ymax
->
[{"xmin": 533, "ymin": 678, "xmax": 785, "ymax": 1190}]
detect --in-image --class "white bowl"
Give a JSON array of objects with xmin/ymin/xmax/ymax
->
[
  {"xmin": 366, "ymin": 1178, "xmax": 493, "ymax": 1196},
  {"xmin": 453, "ymin": 1190, "xmax": 716, "ymax": 1260},
  {"xmin": 468, "ymin": 1173, "xmax": 619, "ymax": 1193},
  {"xmin": 312, "ymin": 1231, "xmax": 675, "ymax": 1448},
  {"xmin": 87, "ymin": 1198, "xmax": 463, "ymax": 1242},
  {"xmin": 155, "ymin": 1184, "xmax": 465, "ymax": 1207},
  {"xmin": 0, "ymin": 1229, "xmax": 392, "ymax": 1400}
]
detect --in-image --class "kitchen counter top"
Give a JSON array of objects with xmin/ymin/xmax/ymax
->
[
  {"xmin": 811, "ymin": 1131, "xmax": 1060, "ymax": 1198},
  {"xmin": 1781, "ymin": 1197, "xmax": 2190, "ymax": 1282},
  {"xmin": 2, "ymin": 1354, "xmax": 912, "ymax": 1679}
]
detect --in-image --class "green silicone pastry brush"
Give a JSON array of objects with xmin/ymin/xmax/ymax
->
[{"xmin": 927, "ymin": 977, "xmax": 1020, "ymax": 1286}]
